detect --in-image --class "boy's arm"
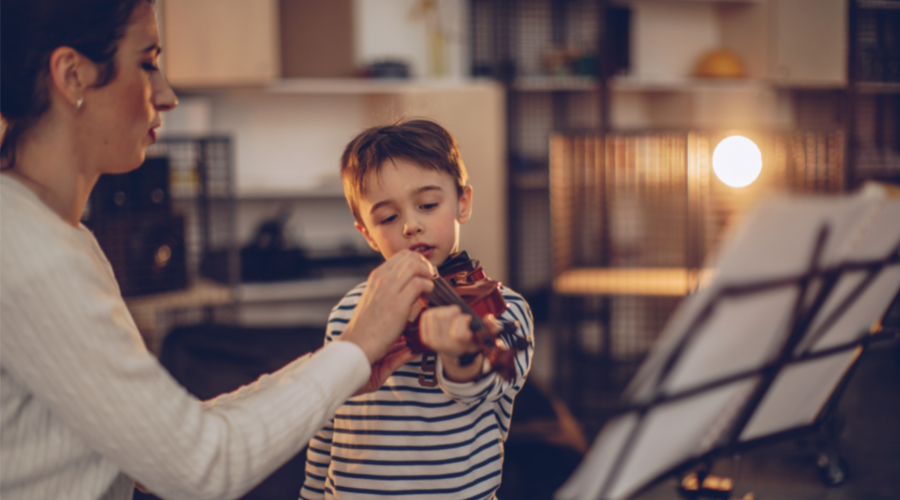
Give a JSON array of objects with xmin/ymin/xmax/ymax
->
[{"xmin": 430, "ymin": 288, "xmax": 535, "ymax": 409}]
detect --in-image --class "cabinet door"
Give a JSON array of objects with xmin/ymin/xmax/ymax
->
[
  {"xmin": 162, "ymin": 0, "xmax": 280, "ymax": 87},
  {"xmin": 769, "ymin": 0, "xmax": 847, "ymax": 87}
]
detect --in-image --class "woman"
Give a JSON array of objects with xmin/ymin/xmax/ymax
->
[{"xmin": 0, "ymin": 1, "xmax": 439, "ymax": 499}]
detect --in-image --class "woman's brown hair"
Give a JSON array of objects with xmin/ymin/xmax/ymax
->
[{"xmin": 0, "ymin": 0, "xmax": 151, "ymax": 169}]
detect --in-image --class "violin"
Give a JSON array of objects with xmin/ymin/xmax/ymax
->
[{"xmin": 404, "ymin": 251, "xmax": 525, "ymax": 385}]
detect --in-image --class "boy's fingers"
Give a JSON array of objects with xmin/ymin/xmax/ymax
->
[
  {"xmin": 450, "ymin": 313, "xmax": 475, "ymax": 343},
  {"xmin": 482, "ymin": 314, "xmax": 503, "ymax": 335},
  {"xmin": 420, "ymin": 305, "xmax": 477, "ymax": 354}
]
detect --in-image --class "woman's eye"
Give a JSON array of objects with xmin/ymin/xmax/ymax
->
[{"xmin": 142, "ymin": 62, "xmax": 159, "ymax": 72}]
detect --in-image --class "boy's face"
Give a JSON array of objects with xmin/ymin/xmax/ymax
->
[{"xmin": 354, "ymin": 158, "xmax": 472, "ymax": 269}]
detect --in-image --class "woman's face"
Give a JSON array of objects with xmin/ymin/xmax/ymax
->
[{"xmin": 80, "ymin": 1, "xmax": 177, "ymax": 174}]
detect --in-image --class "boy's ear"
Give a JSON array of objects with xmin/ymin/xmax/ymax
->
[
  {"xmin": 354, "ymin": 221, "xmax": 380, "ymax": 253},
  {"xmin": 457, "ymin": 185, "xmax": 473, "ymax": 225}
]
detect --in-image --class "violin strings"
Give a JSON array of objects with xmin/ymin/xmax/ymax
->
[{"xmin": 431, "ymin": 278, "xmax": 486, "ymax": 332}]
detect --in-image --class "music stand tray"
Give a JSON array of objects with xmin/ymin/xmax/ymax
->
[{"xmin": 556, "ymin": 184, "xmax": 900, "ymax": 500}]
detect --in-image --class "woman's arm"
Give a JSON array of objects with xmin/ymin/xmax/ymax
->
[{"xmin": 0, "ymin": 226, "xmax": 431, "ymax": 500}]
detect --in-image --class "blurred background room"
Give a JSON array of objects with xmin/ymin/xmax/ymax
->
[{"xmin": 93, "ymin": 1, "xmax": 900, "ymax": 499}]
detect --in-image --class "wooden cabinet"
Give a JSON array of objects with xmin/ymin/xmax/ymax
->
[
  {"xmin": 611, "ymin": 0, "xmax": 848, "ymax": 129},
  {"xmin": 161, "ymin": 0, "xmax": 280, "ymax": 87},
  {"xmin": 767, "ymin": 0, "xmax": 847, "ymax": 87}
]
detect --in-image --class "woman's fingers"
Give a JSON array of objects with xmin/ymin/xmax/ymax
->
[{"xmin": 341, "ymin": 250, "xmax": 434, "ymax": 363}]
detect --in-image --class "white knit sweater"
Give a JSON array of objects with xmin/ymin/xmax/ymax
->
[{"xmin": 0, "ymin": 174, "xmax": 370, "ymax": 500}]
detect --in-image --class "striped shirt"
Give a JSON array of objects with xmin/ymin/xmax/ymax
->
[{"xmin": 301, "ymin": 282, "xmax": 534, "ymax": 500}]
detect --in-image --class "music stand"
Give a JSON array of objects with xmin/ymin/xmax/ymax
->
[{"xmin": 556, "ymin": 185, "xmax": 900, "ymax": 500}]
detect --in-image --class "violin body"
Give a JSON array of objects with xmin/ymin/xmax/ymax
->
[{"xmin": 403, "ymin": 252, "xmax": 522, "ymax": 381}]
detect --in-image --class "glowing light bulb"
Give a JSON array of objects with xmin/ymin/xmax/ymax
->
[{"xmin": 712, "ymin": 136, "xmax": 762, "ymax": 188}]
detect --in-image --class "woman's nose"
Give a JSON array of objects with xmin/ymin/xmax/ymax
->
[{"xmin": 153, "ymin": 72, "xmax": 179, "ymax": 111}]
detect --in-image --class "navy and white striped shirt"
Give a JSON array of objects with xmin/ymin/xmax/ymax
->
[{"xmin": 301, "ymin": 282, "xmax": 534, "ymax": 500}]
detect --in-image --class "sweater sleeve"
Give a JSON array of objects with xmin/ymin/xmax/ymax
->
[
  {"xmin": 0, "ymin": 227, "xmax": 370, "ymax": 500},
  {"xmin": 435, "ymin": 287, "xmax": 535, "ymax": 439}
]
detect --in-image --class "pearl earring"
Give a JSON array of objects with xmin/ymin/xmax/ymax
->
[{"xmin": 75, "ymin": 97, "xmax": 84, "ymax": 109}]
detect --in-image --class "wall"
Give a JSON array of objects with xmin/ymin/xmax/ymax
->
[
  {"xmin": 353, "ymin": 0, "xmax": 469, "ymax": 79},
  {"xmin": 162, "ymin": 82, "xmax": 507, "ymax": 284}
]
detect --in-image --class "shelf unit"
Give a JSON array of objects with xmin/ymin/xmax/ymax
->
[
  {"xmin": 469, "ymin": 0, "xmax": 605, "ymax": 301},
  {"xmin": 847, "ymin": 0, "xmax": 900, "ymax": 188},
  {"xmin": 469, "ymin": 0, "xmax": 852, "ymax": 301},
  {"xmin": 470, "ymin": 0, "xmax": 866, "ymax": 437}
]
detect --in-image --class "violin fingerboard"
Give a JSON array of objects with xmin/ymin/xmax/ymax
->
[{"xmin": 429, "ymin": 277, "xmax": 486, "ymax": 332}]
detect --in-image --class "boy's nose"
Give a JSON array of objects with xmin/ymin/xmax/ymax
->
[{"xmin": 404, "ymin": 219, "xmax": 424, "ymax": 236}]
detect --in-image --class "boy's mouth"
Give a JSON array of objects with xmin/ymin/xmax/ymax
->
[{"xmin": 409, "ymin": 243, "xmax": 435, "ymax": 256}]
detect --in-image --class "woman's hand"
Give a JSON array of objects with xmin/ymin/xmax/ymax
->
[
  {"xmin": 339, "ymin": 250, "xmax": 434, "ymax": 364},
  {"xmin": 353, "ymin": 340, "xmax": 416, "ymax": 396},
  {"xmin": 419, "ymin": 306, "xmax": 504, "ymax": 383}
]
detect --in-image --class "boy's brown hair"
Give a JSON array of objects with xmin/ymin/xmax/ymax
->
[{"xmin": 341, "ymin": 119, "xmax": 469, "ymax": 225}]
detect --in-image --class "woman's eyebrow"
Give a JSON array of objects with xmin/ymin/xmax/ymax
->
[{"xmin": 141, "ymin": 43, "xmax": 162, "ymax": 55}]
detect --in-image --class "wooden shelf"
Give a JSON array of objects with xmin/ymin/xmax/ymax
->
[
  {"xmin": 856, "ymin": 82, "xmax": 900, "ymax": 94},
  {"xmin": 609, "ymin": 76, "xmax": 770, "ymax": 93},
  {"xmin": 233, "ymin": 187, "xmax": 346, "ymax": 201},
  {"xmin": 125, "ymin": 279, "xmax": 234, "ymax": 311},
  {"xmin": 266, "ymin": 78, "xmax": 500, "ymax": 95},
  {"xmin": 553, "ymin": 267, "xmax": 716, "ymax": 297},
  {"xmin": 857, "ymin": 0, "xmax": 900, "ymax": 10},
  {"xmin": 125, "ymin": 279, "xmax": 234, "ymax": 353},
  {"xmin": 511, "ymin": 76, "xmax": 599, "ymax": 92},
  {"xmin": 234, "ymin": 276, "xmax": 367, "ymax": 303}
]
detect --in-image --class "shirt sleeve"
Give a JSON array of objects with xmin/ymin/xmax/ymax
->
[
  {"xmin": 0, "ymin": 235, "xmax": 370, "ymax": 500},
  {"xmin": 435, "ymin": 287, "xmax": 535, "ymax": 439}
]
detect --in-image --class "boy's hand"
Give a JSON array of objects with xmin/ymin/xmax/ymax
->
[
  {"xmin": 339, "ymin": 250, "xmax": 434, "ymax": 365},
  {"xmin": 419, "ymin": 306, "xmax": 504, "ymax": 383},
  {"xmin": 354, "ymin": 340, "xmax": 416, "ymax": 396}
]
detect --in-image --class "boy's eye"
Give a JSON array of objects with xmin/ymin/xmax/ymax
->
[
  {"xmin": 420, "ymin": 203, "xmax": 438, "ymax": 210},
  {"xmin": 379, "ymin": 214, "xmax": 397, "ymax": 225}
]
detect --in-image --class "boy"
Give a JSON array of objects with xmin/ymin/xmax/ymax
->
[{"xmin": 301, "ymin": 119, "xmax": 534, "ymax": 499}]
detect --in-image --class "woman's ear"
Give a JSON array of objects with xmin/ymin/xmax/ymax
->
[
  {"xmin": 457, "ymin": 185, "xmax": 473, "ymax": 225},
  {"xmin": 48, "ymin": 46, "xmax": 97, "ymax": 109},
  {"xmin": 354, "ymin": 221, "xmax": 380, "ymax": 253}
]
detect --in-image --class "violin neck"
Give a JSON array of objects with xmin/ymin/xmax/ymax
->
[{"xmin": 429, "ymin": 277, "xmax": 486, "ymax": 332}]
